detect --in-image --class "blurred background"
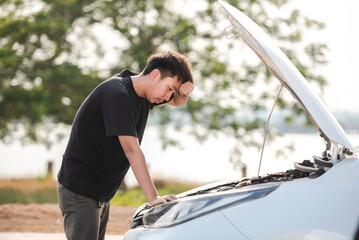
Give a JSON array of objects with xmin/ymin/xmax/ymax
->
[{"xmin": 1, "ymin": 0, "xmax": 359, "ymax": 189}]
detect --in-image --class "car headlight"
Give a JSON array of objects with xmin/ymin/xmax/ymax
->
[{"xmin": 143, "ymin": 182, "xmax": 279, "ymax": 228}]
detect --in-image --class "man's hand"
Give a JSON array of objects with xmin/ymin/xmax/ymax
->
[
  {"xmin": 178, "ymin": 81, "xmax": 194, "ymax": 98},
  {"xmin": 167, "ymin": 81, "xmax": 194, "ymax": 106},
  {"xmin": 150, "ymin": 194, "xmax": 178, "ymax": 207}
]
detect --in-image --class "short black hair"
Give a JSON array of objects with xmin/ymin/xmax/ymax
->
[{"xmin": 142, "ymin": 51, "xmax": 193, "ymax": 84}]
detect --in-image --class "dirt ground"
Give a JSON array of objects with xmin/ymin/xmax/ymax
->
[{"xmin": 0, "ymin": 203, "xmax": 138, "ymax": 234}]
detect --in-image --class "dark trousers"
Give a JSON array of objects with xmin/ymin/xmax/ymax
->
[{"xmin": 57, "ymin": 183, "xmax": 110, "ymax": 240}]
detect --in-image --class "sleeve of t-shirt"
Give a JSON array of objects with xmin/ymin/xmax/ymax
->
[{"xmin": 102, "ymin": 93, "xmax": 138, "ymax": 138}]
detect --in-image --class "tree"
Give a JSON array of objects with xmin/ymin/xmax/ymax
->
[
  {"xmin": 0, "ymin": 0, "xmax": 327, "ymax": 170},
  {"xmin": 0, "ymin": 0, "xmax": 101, "ymax": 147}
]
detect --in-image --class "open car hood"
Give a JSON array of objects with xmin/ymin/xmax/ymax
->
[{"xmin": 219, "ymin": 0, "xmax": 354, "ymax": 150}]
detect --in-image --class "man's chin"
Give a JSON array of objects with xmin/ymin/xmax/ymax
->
[
  {"xmin": 154, "ymin": 99, "xmax": 163, "ymax": 104},
  {"xmin": 145, "ymin": 97, "xmax": 155, "ymax": 104},
  {"xmin": 147, "ymin": 97, "xmax": 163, "ymax": 104}
]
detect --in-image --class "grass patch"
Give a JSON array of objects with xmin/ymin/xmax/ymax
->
[
  {"xmin": 0, "ymin": 188, "xmax": 58, "ymax": 204},
  {"xmin": 111, "ymin": 179, "xmax": 199, "ymax": 206},
  {"xmin": 0, "ymin": 176, "xmax": 58, "ymax": 204},
  {"xmin": 0, "ymin": 177, "xmax": 199, "ymax": 206}
]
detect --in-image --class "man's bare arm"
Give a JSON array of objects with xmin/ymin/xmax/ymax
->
[
  {"xmin": 167, "ymin": 93, "xmax": 188, "ymax": 106},
  {"xmin": 118, "ymin": 135, "xmax": 177, "ymax": 206}
]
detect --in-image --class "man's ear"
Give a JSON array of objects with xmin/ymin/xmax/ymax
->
[{"xmin": 150, "ymin": 69, "xmax": 161, "ymax": 82}]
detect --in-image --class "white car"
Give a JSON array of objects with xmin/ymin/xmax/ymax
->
[{"xmin": 124, "ymin": 1, "xmax": 359, "ymax": 239}]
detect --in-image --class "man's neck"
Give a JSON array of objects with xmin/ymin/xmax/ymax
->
[{"xmin": 131, "ymin": 74, "xmax": 148, "ymax": 98}]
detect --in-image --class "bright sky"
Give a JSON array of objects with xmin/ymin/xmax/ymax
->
[
  {"xmin": 292, "ymin": 0, "xmax": 359, "ymax": 113},
  {"xmin": 177, "ymin": 0, "xmax": 359, "ymax": 113},
  {"xmin": 88, "ymin": 0, "xmax": 359, "ymax": 114}
]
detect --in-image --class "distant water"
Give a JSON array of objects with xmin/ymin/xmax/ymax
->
[{"xmin": 0, "ymin": 126, "xmax": 358, "ymax": 187}]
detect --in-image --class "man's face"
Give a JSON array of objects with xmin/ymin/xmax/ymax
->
[{"xmin": 145, "ymin": 73, "xmax": 181, "ymax": 104}]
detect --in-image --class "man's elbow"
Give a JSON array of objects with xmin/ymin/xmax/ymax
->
[
  {"xmin": 123, "ymin": 146, "xmax": 138, "ymax": 159},
  {"xmin": 118, "ymin": 136, "xmax": 141, "ymax": 157}
]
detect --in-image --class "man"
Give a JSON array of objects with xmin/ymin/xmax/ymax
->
[{"xmin": 57, "ymin": 51, "xmax": 194, "ymax": 240}]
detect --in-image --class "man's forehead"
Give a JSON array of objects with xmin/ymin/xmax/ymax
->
[{"xmin": 169, "ymin": 76, "xmax": 181, "ymax": 89}]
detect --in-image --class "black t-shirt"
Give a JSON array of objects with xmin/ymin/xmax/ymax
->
[{"xmin": 57, "ymin": 70, "xmax": 172, "ymax": 202}]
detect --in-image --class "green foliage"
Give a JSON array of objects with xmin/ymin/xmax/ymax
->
[
  {"xmin": 0, "ymin": 0, "xmax": 328, "ymax": 169},
  {"xmin": 0, "ymin": 0, "xmax": 100, "ymax": 145}
]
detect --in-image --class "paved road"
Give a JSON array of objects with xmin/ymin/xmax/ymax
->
[{"xmin": 0, "ymin": 232, "xmax": 124, "ymax": 240}]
